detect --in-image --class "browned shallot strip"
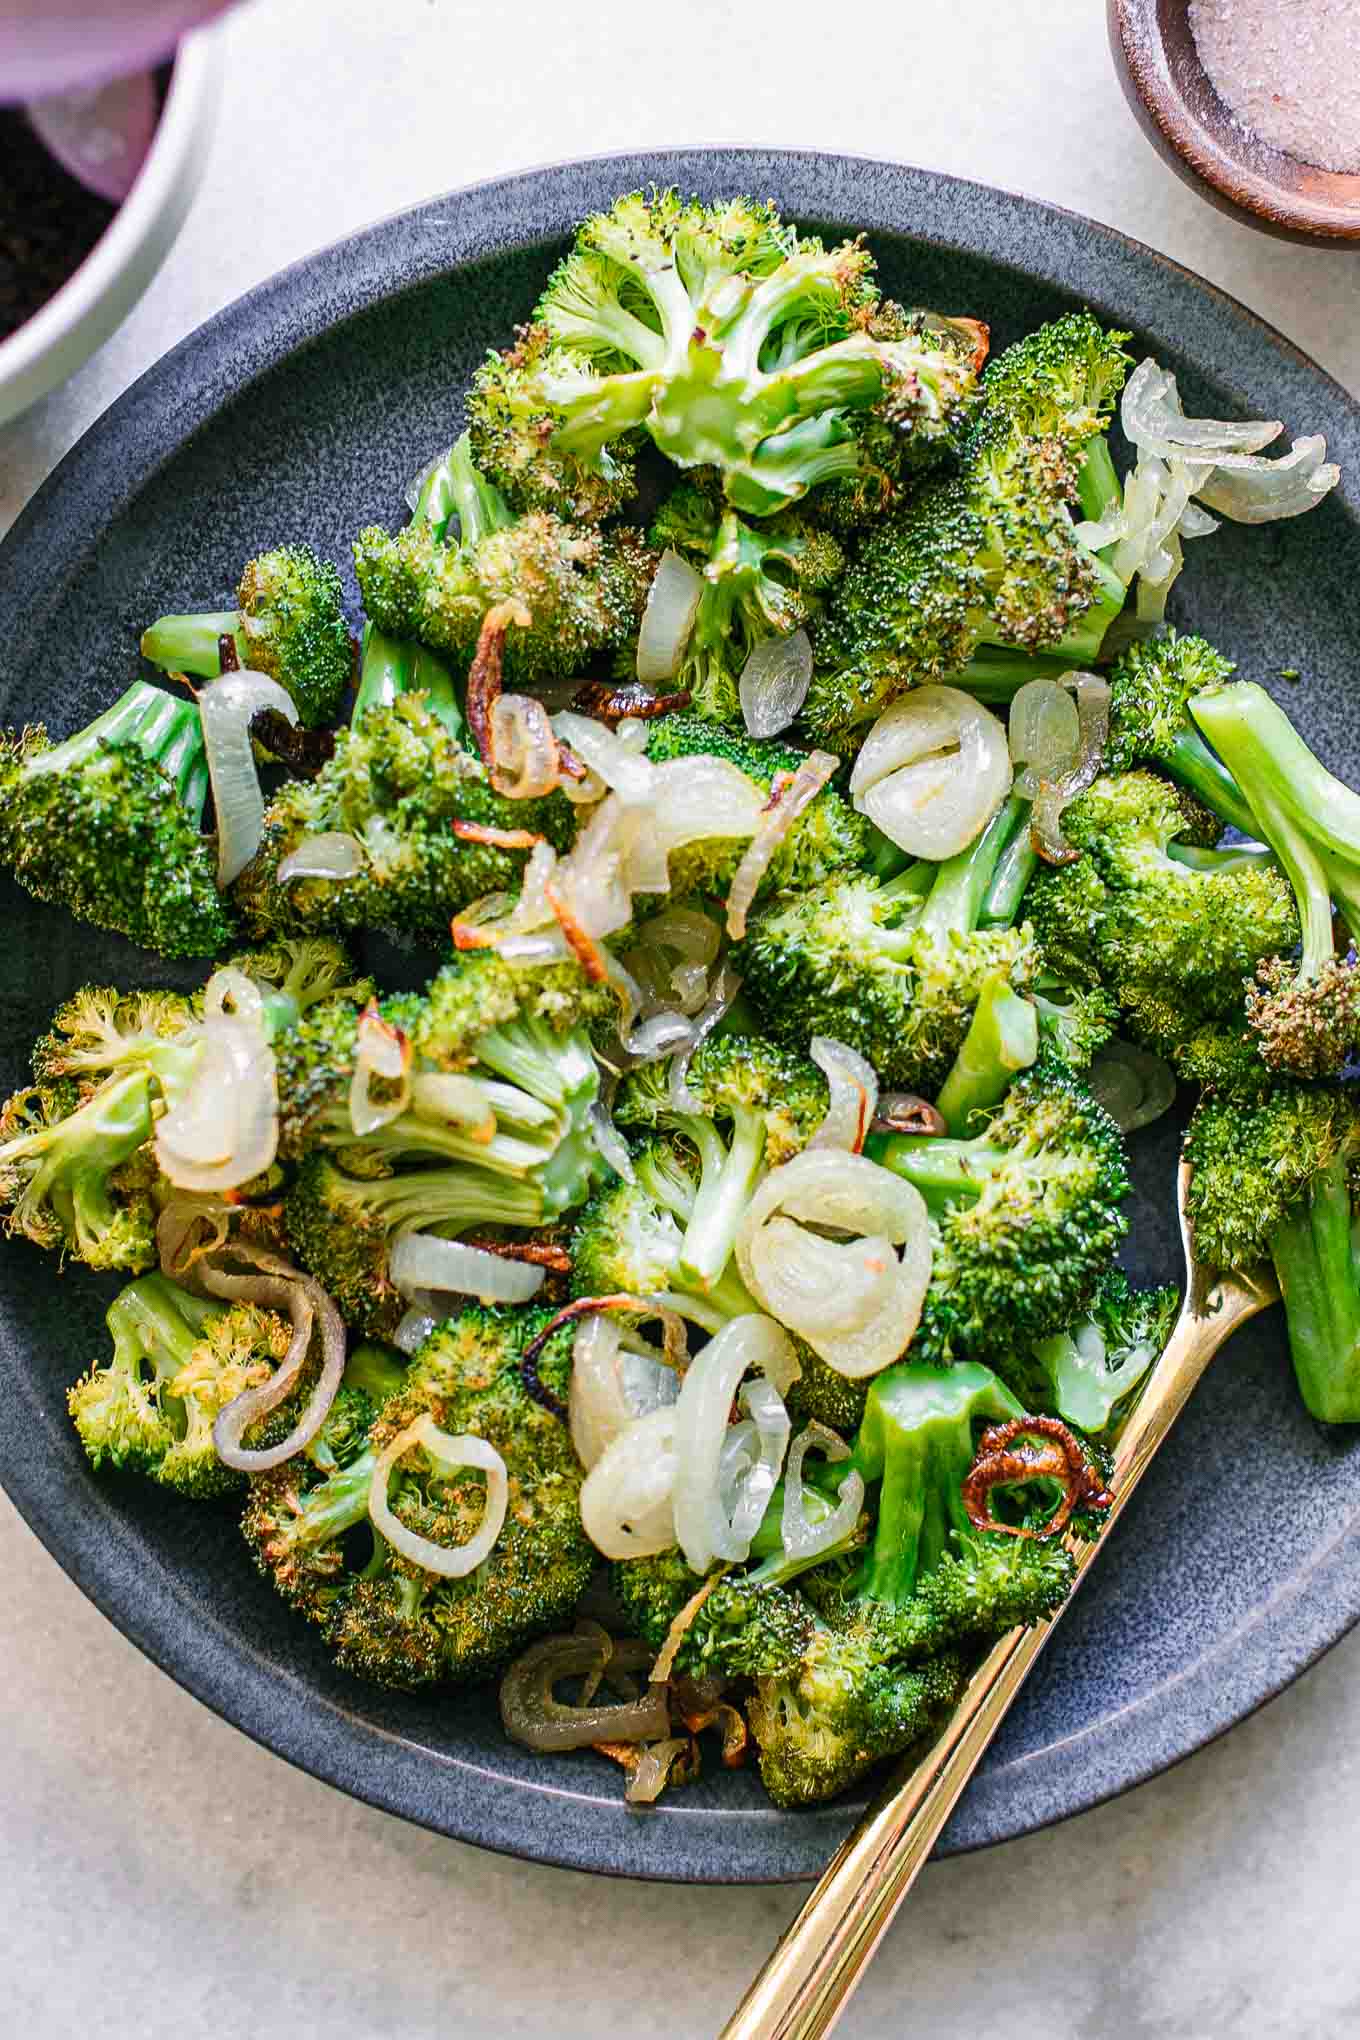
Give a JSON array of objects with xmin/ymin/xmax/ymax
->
[
  {"xmin": 451, "ymin": 819, "xmax": 545, "ymax": 851},
  {"xmin": 571, "ymin": 680, "xmax": 693, "ymax": 727},
  {"xmin": 961, "ymin": 1415, "xmax": 1113, "ymax": 1541},
  {"xmin": 545, "ymin": 880, "xmax": 608, "ymax": 983}
]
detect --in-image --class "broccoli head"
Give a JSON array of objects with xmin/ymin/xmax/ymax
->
[
  {"xmin": 0, "ymin": 683, "xmax": 229, "ymax": 959},
  {"xmin": 231, "ymin": 694, "xmax": 577, "ymax": 944},
  {"xmin": 140, "ymin": 543, "xmax": 352, "ymax": 728},
  {"xmin": 1104, "ymin": 631, "xmax": 1257, "ymax": 837},
  {"xmin": 0, "ymin": 1071, "xmax": 156, "ymax": 1270},
  {"xmin": 467, "ymin": 190, "xmax": 983, "ymax": 521}
]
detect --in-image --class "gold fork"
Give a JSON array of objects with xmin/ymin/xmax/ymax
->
[{"xmin": 721, "ymin": 1161, "xmax": 1278, "ymax": 2040}]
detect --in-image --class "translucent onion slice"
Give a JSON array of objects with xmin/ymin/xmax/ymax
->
[
  {"xmin": 726, "ymin": 752, "xmax": 837, "ymax": 939},
  {"xmin": 277, "ymin": 831, "xmax": 366, "ymax": 884},
  {"xmin": 808, "ymin": 1037, "xmax": 879, "ymax": 1153},
  {"xmin": 589, "ymin": 1096, "xmax": 636, "ymax": 1182},
  {"xmin": 736, "ymin": 1151, "xmax": 932, "ymax": 1379},
  {"xmin": 202, "ymin": 967, "xmax": 266, "ymax": 1032},
  {"xmin": 666, "ymin": 965, "xmax": 743, "ymax": 1111},
  {"xmin": 1009, "ymin": 678, "xmax": 1080, "ymax": 795},
  {"xmin": 625, "ymin": 1737, "xmax": 693, "ymax": 1804},
  {"xmin": 489, "ymin": 693, "xmax": 560, "ymax": 799},
  {"xmin": 369, "ymin": 1416, "xmax": 509, "ymax": 1578},
  {"xmin": 389, "ymin": 1233, "xmax": 547, "ymax": 1305},
  {"xmin": 725, "ymin": 1376, "xmax": 791, "ymax": 1550},
  {"xmin": 781, "ymin": 1421, "xmax": 866, "ymax": 1562},
  {"xmin": 569, "ymin": 1312, "xmax": 683, "ymax": 1471},
  {"xmin": 393, "ymin": 1292, "xmax": 442, "ymax": 1356},
  {"xmin": 636, "ymin": 549, "xmax": 704, "ymax": 683},
  {"xmin": 1195, "ymin": 434, "xmax": 1342, "ymax": 523},
  {"xmin": 349, "ymin": 1006, "xmax": 413, "ymax": 1138},
  {"xmin": 409, "ymin": 1071, "xmax": 496, "ymax": 1143},
  {"xmin": 155, "ymin": 1015, "xmax": 278, "ymax": 1193},
  {"xmin": 740, "ymin": 628, "xmax": 813, "ymax": 738},
  {"xmin": 500, "ymin": 1633, "xmax": 668, "ymax": 1750},
  {"xmin": 849, "ymin": 687, "xmax": 1011, "ymax": 860},
  {"xmin": 205, "ymin": 1247, "xmax": 346, "ymax": 1474},
  {"xmin": 1120, "ymin": 357, "xmax": 1283, "ymax": 460},
  {"xmin": 671, "ymin": 1314, "xmax": 797, "ymax": 1572},
  {"xmin": 200, "ymin": 669, "xmax": 299, "ymax": 886},
  {"xmin": 552, "ymin": 711, "xmax": 658, "ymax": 804},
  {"xmin": 653, "ymin": 754, "xmax": 768, "ymax": 856},
  {"xmin": 1087, "ymin": 1038, "xmax": 1178, "ymax": 1132},
  {"xmin": 579, "ymin": 1406, "xmax": 682, "ymax": 1559},
  {"xmin": 1031, "ymin": 674, "xmax": 1110, "ymax": 866}
]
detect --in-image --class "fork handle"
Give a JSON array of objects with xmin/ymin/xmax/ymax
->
[{"xmin": 719, "ymin": 1282, "xmax": 1267, "ymax": 2040}]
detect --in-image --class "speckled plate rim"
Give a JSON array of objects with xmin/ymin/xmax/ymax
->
[{"xmin": 2, "ymin": 146, "xmax": 1358, "ymax": 1884}]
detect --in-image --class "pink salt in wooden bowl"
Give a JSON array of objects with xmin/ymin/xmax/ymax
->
[{"xmin": 1108, "ymin": 0, "xmax": 1360, "ymax": 244}]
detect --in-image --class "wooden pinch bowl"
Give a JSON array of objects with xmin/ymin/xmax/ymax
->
[{"xmin": 1108, "ymin": 0, "xmax": 1360, "ymax": 244}]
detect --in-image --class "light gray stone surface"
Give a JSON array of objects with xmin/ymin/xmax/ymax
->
[{"xmin": 2, "ymin": 1, "xmax": 1358, "ymax": 2033}]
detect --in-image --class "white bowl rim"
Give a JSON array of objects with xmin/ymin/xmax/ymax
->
[{"xmin": 0, "ymin": 26, "xmax": 219, "ymax": 401}]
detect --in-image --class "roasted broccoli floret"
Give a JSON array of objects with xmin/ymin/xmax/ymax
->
[
  {"xmin": 354, "ymin": 435, "xmax": 653, "ymax": 686},
  {"xmin": 994, "ymin": 1268, "xmax": 1179, "ymax": 1434},
  {"xmin": 351, "ymin": 622, "xmax": 465, "ymax": 738},
  {"xmin": 231, "ymin": 693, "xmax": 577, "ymax": 943},
  {"xmin": 648, "ymin": 486, "xmax": 846, "ymax": 724},
  {"xmin": 280, "ymin": 953, "xmax": 610, "ymax": 1332},
  {"xmin": 748, "ymin": 1361, "xmax": 1083, "ymax": 1805},
  {"xmin": 0, "ymin": 1071, "xmax": 156, "ymax": 1269},
  {"xmin": 68, "ymin": 1272, "xmax": 293, "ymax": 1497},
  {"xmin": 1103, "ymin": 632, "xmax": 1257, "ymax": 836},
  {"xmin": 570, "ymin": 1137, "xmax": 760, "ymax": 1324},
  {"xmin": 1186, "ymin": 1082, "xmax": 1360, "ymax": 1423},
  {"xmin": 734, "ymin": 796, "xmax": 1035, "ymax": 1092},
  {"xmin": 613, "ymin": 1549, "xmax": 818, "ymax": 1682},
  {"xmin": 467, "ymin": 191, "xmax": 983, "ymax": 521},
  {"xmin": 1026, "ymin": 770, "xmax": 1298, "ymax": 1029},
  {"xmin": 867, "ymin": 1055, "xmax": 1129, "ymax": 1364},
  {"xmin": 1191, "ymin": 680, "xmax": 1360, "ymax": 1079},
  {"xmin": 241, "ymin": 1303, "xmax": 593, "ymax": 1685},
  {"xmin": 979, "ymin": 310, "xmax": 1131, "ymax": 457},
  {"xmin": 614, "ymin": 1033, "xmax": 825, "ymax": 1293},
  {"xmin": 803, "ymin": 318, "xmax": 1131, "ymax": 741},
  {"xmin": 141, "ymin": 543, "xmax": 352, "ymax": 727},
  {"xmin": 0, "ymin": 682, "xmax": 228, "ymax": 958}
]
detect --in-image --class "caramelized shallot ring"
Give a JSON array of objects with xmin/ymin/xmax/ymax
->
[
  {"xmin": 571, "ymin": 680, "xmax": 693, "ymax": 727},
  {"xmin": 450, "ymin": 820, "xmax": 546, "ymax": 850},
  {"xmin": 545, "ymin": 881, "xmax": 609, "ymax": 982},
  {"xmin": 961, "ymin": 1415, "xmax": 1113, "ymax": 1541}
]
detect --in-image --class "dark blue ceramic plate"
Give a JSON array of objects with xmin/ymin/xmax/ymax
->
[{"xmin": 1, "ymin": 150, "xmax": 1358, "ymax": 1884}]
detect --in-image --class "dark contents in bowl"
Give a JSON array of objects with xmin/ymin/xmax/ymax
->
[{"xmin": 0, "ymin": 109, "xmax": 118, "ymax": 344}]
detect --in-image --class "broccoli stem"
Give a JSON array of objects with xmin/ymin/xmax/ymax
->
[
  {"xmin": 361, "ymin": 1166, "xmax": 545, "ymax": 1236},
  {"xmin": 439, "ymin": 432, "xmax": 516, "ymax": 547},
  {"xmin": 30, "ymin": 682, "xmax": 209, "ymax": 822},
  {"xmin": 1271, "ymin": 1152, "xmax": 1360, "ymax": 1424},
  {"xmin": 674, "ymin": 1108, "xmax": 767, "ymax": 1293},
  {"xmin": 916, "ymin": 795, "xmax": 1025, "ymax": 945},
  {"xmin": 950, "ymin": 648, "xmax": 1084, "ymax": 703},
  {"xmin": 140, "ymin": 611, "xmax": 243, "ymax": 680},
  {"xmin": 1076, "ymin": 436, "xmax": 1122, "ymax": 525},
  {"xmin": 979, "ymin": 813, "xmax": 1038, "ymax": 928},
  {"xmin": 475, "ymin": 1021, "xmax": 596, "ymax": 1111},
  {"xmin": 863, "ymin": 1130, "xmax": 1007, "ymax": 1214},
  {"xmin": 1194, "ymin": 682, "xmax": 1360, "ymax": 871},
  {"xmin": 935, "ymin": 973, "xmax": 1039, "ymax": 1135},
  {"xmin": 289, "ymin": 1448, "xmax": 379, "ymax": 1551},
  {"xmin": 353, "ymin": 623, "xmax": 464, "ymax": 736},
  {"xmin": 1156, "ymin": 729, "xmax": 1258, "ymax": 839},
  {"xmin": 107, "ymin": 1274, "xmax": 217, "ymax": 1378}
]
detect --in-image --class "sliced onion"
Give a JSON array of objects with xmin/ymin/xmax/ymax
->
[
  {"xmin": 205, "ymin": 1246, "xmax": 346, "ymax": 1473},
  {"xmin": 671, "ymin": 1314, "xmax": 797, "ymax": 1572},
  {"xmin": 489, "ymin": 693, "xmax": 560, "ymax": 799},
  {"xmin": 155, "ymin": 1015, "xmax": 278, "ymax": 1193},
  {"xmin": 740, "ymin": 628, "xmax": 813, "ymax": 738},
  {"xmin": 1087, "ymin": 1038, "xmax": 1177, "ymax": 1132},
  {"xmin": 1009, "ymin": 678, "xmax": 1080, "ymax": 796},
  {"xmin": 389, "ymin": 1233, "xmax": 547, "ymax": 1305},
  {"xmin": 200, "ymin": 670, "xmax": 298, "ymax": 886},
  {"xmin": 1120, "ymin": 357, "xmax": 1283, "ymax": 461},
  {"xmin": 666, "ymin": 964, "xmax": 744, "ymax": 1112},
  {"xmin": 781, "ymin": 1421, "xmax": 866, "ymax": 1562},
  {"xmin": 1031, "ymin": 674, "xmax": 1110, "ymax": 866},
  {"xmin": 349, "ymin": 1006, "xmax": 413, "ymax": 1138},
  {"xmin": 156, "ymin": 1195, "xmax": 233, "ymax": 1279},
  {"xmin": 625, "ymin": 1737, "xmax": 692, "ymax": 1804},
  {"xmin": 500, "ymin": 1633, "xmax": 668, "ymax": 1750},
  {"xmin": 570, "ymin": 1312, "xmax": 683, "ymax": 1471},
  {"xmin": 589, "ymin": 1095, "xmax": 636, "ymax": 1182},
  {"xmin": 580, "ymin": 1406, "xmax": 682, "ymax": 1558},
  {"xmin": 277, "ymin": 831, "xmax": 366, "ymax": 884},
  {"xmin": 552, "ymin": 711, "xmax": 658, "ymax": 804},
  {"xmin": 725, "ymin": 1376, "xmax": 791, "ymax": 1549},
  {"xmin": 637, "ymin": 549, "xmax": 704, "ymax": 683},
  {"xmin": 203, "ymin": 967, "xmax": 267, "ymax": 1032},
  {"xmin": 369, "ymin": 1416, "xmax": 508, "ymax": 1577},
  {"xmin": 736, "ymin": 1151, "xmax": 932, "ymax": 1379},
  {"xmin": 409, "ymin": 1071, "xmax": 497, "ymax": 1143},
  {"xmin": 849, "ymin": 687, "xmax": 1011, "ymax": 861},
  {"xmin": 1195, "ymin": 434, "xmax": 1341, "ymax": 523},
  {"xmin": 726, "ymin": 752, "xmax": 837, "ymax": 940},
  {"xmin": 652, "ymin": 754, "xmax": 768, "ymax": 856},
  {"xmin": 808, "ymin": 1037, "xmax": 879, "ymax": 1153},
  {"xmin": 393, "ymin": 1293, "xmax": 443, "ymax": 1355}
]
